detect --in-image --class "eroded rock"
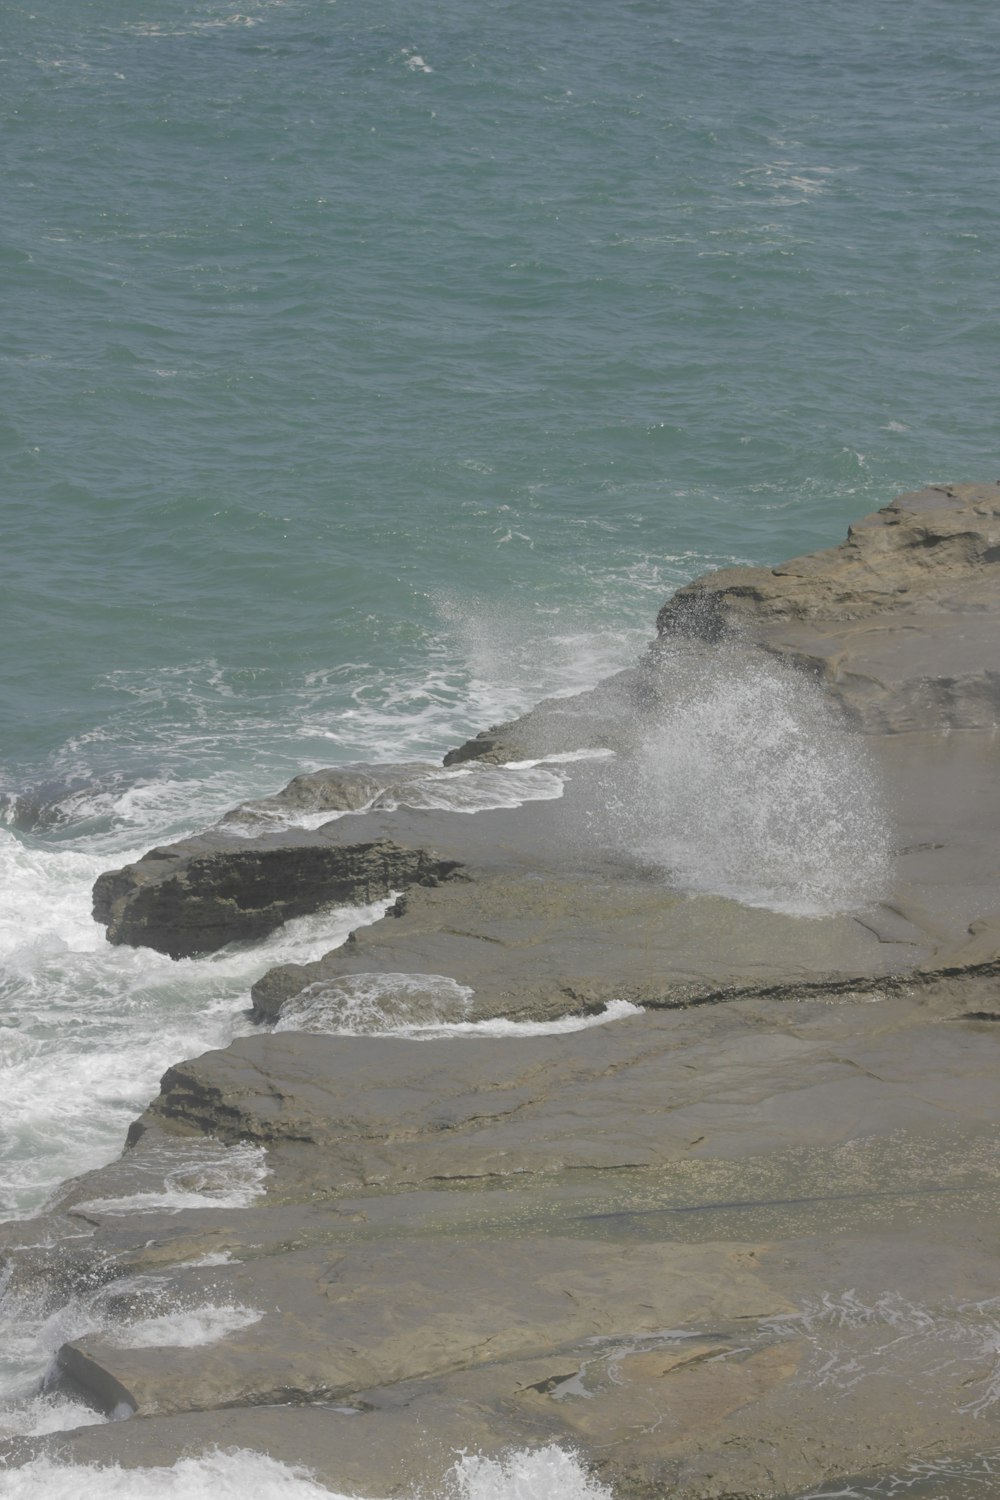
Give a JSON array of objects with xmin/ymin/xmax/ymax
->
[
  {"xmin": 92, "ymin": 830, "xmax": 462, "ymax": 959},
  {"xmin": 655, "ymin": 482, "xmax": 1000, "ymax": 734}
]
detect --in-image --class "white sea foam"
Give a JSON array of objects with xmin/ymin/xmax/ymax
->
[
  {"xmin": 406, "ymin": 999, "xmax": 643, "ymax": 1040},
  {"xmin": 275, "ymin": 978, "xmax": 640, "ymax": 1039},
  {"xmin": 0, "ymin": 1443, "xmax": 612, "ymax": 1500},
  {"xmin": 72, "ymin": 1141, "xmax": 270, "ymax": 1217},
  {"xmin": 0, "ymin": 1278, "xmax": 106, "ymax": 1439},
  {"xmin": 0, "ymin": 1451, "xmax": 341, "ymax": 1499},
  {"xmin": 0, "ymin": 1392, "xmax": 107, "ymax": 1440},
  {"xmin": 618, "ymin": 646, "xmax": 892, "ymax": 915},
  {"xmin": 274, "ymin": 973, "xmax": 474, "ymax": 1034},
  {"xmin": 0, "ymin": 1249, "xmax": 259, "ymax": 1435},
  {"xmin": 273, "ymin": 752, "xmax": 616, "ymax": 832},
  {"xmin": 448, "ymin": 1445, "xmax": 613, "ymax": 1499},
  {"xmin": 0, "ymin": 829, "xmax": 392, "ymax": 1223},
  {"xmin": 761, "ymin": 1289, "xmax": 1000, "ymax": 1416},
  {"xmin": 110, "ymin": 1303, "xmax": 262, "ymax": 1349}
]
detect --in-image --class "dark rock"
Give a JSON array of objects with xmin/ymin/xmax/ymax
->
[{"xmin": 93, "ymin": 829, "xmax": 462, "ymax": 959}]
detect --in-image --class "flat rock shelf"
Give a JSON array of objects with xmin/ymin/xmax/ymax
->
[{"xmin": 6, "ymin": 483, "xmax": 1000, "ymax": 1499}]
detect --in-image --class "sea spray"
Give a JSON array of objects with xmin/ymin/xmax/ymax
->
[
  {"xmin": 612, "ymin": 642, "xmax": 893, "ymax": 915},
  {"xmin": 0, "ymin": 1444, "xmax": 613, "ymax": 1499}
]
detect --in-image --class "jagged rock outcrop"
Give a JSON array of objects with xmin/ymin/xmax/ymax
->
[
  {"xmin": 92, "ymin": 829, "xmax": 462, "ymax": 959},
  {"xmin": 654, "ymin": 481, "xmax": 1000, "ymax": 734}
]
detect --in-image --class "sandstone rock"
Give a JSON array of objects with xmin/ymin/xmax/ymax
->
[
  {"xmin": 443, "ymin": 484, "xmax": 1000, "ymax": 765},
  {"xmin": 442, "ymin": 666, "xmax": 653, "ymax": 767},
  {"xmin": 9, "ymin": 979, "xmax": 1000, "ymax": 1499},
  {"xmin": 249, "ymin": 861, "xmax": 919, "ymax": 1025},
  {"xmin": 655, "ymin": 482, "xmax": 1000, "ymax": 734}
]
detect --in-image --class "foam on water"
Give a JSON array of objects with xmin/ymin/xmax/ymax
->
[
  {"xmin": 70, "ymin": 1140, "xmax": 269, "ymax": 1216},
  {"xmin": 0, "ymin": 825, "xmax": 393, "ymax": 1222},
  {"xmin": 0, "ymin": 1451, "xmax": 340, "ymax": 1499},
  {"xmin": 620, "ymin": 644, "xmax": 893, "ymax": 915},
  {"xmin": 410, "ymin": 999, "xmax": 643, "ymax": 1040},
  {"xmin": 273, "ymin": 975, "xmax": 640, "ymax": 1038},
  {"xmin": 0, "ymin": 1443, "xmax": 612, "ymax": 1500},
  {"xmin": 273, "ymin": 973, "xmax": 474, "ymax": 1034},
  {"xmin": 0, "ymin": 1270, "xmax": 107, "ymax": 1439},
  {"xmin": 0, "ymin": 1241, "xmax": 263, "ymax": 1435},
  {"xmin": 275, "ymin": 761, "xmax": 573, "ymax": 832}
]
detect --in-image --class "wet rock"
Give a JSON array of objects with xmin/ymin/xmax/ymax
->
[
  {"xmin": 92, "ymin": 829, "xmax": 462, "ymax": 959},
  {"xmin": 42, "ymin": 483, "xmax": 1000, "ymax": 1497},
  {"xmin": 52, "ymin": 1235, "xmax": 787, "ymax": 1419},
  {"xmin": 219, "ymin": 761, "xmax": 439, "ymax": 830},
  {"xmin": 9, "ymin": 980, "xmax": 1000, "ymax": 1498},
  {"xmin": 442, "ymin": 666, "xmax": 652, "ymax": 767},
  {"xmin": 249, "ymin": 862, "xmax": 919, "ymax": 1025}
]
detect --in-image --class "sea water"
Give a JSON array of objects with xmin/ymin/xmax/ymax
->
[{"xmin": 1, "ymin": 0, "xmax": 998, "ymax": 1492}]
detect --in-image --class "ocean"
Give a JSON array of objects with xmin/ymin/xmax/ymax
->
[{"xmin": 1, "ymin": 0, "xmax": 998, "ymax": 1492}]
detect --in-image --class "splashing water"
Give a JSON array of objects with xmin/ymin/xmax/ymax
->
[
  {"xmin": 108, "ymin": 1303, "xmax": 262, "ymax": 1350},
  {"xmin": 0, "ymin": 1444, "xmax": 612, "ymax": 1500},
  {"xmin": 273, "ymin": 976, "xmax": 641, "ymax": 1039},
  {"xmin": 761, "ymin": 1289, "xmax": 1000, "ymax": 1416},
  {"xmin": 447, "ymin": 1445, "xmax": 613, "ymax": 1500},
  {"xmin": 621, "ymin": 644, "xmax": 893, "ymax": 915},
  {"xmin": 274, "ymin": 973, "xmax": 475, "ymax": 1034}
]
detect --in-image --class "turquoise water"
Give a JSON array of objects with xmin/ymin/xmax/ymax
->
[{"xmin": 1, "ymin": 0, "xmax": 999, "ymax": 1485}]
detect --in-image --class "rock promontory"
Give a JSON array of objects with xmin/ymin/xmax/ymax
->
[{"xmin": 7, "ymin": 483, "xmax": 1000, "ymax": 1500}]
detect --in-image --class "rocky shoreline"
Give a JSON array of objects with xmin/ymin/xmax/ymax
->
[{"xmin": 4, "ymin": 483, "xmax": 1000, "ymax": 1498}]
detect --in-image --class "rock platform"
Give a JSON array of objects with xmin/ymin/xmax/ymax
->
[{"xmin": 5, "ymin": 483, "xmax": 1000, "ymax": 1498}]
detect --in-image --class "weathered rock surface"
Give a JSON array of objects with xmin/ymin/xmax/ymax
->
[
  {"xmin": 11, "ymin": 484, "xmax": 1000, "ymax": 1498},
  {"xmin": 656, "ymin": 480, "xmax": 1000, "ymax": 734},
  {"xmin": 8, "ymin": 981, "xmax": 1000, "ymax": 1498},
  {"xmin": 133, "ymin": 978, "xmax": 1000, "ymax": 1182}
]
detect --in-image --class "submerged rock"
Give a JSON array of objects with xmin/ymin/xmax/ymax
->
[{"xmin": 218, "ymin": 760, "xmax": 439, "ymax": 830}]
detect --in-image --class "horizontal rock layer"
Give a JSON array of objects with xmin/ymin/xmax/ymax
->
[{"xmin": 12, "ymin": 483, "xmax": 1000, "ymax": 1499}]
